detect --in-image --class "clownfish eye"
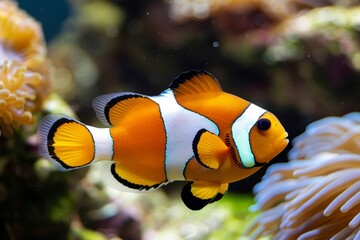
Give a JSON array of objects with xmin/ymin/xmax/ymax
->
[{"xmin": 257, "ymin": 118, "xmax": 271, "ymax": 131}]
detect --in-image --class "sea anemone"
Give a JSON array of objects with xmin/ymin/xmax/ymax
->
[
  {"xmin": 0, "ymin": 0, "xmax": 46, "ymax": 67},
  {"xmin": 0, "ymin": 60, "xmax": 42, "ymax": 136},
  {"xmin": 0, "ymin": 0, "xmax": 52, "ymax": 137},
  {"xmin": 246, "ymin": 112, "xmax": 360, "ymax": 240}
]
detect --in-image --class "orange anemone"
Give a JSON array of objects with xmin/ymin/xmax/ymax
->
[{"xmin": 0, "ymin": 0, "xmax": 51, "ymax": 137}]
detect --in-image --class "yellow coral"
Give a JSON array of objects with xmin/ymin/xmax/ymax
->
[
  {"xmin": 246, "ymin": 113, "xmax": 360, "ymax": 239},
  {"xmin": 0, "ymin": 0, "xmax": 45, "ymax": 64},
  {"xmin": 0, "ymin": 0, "xmax": 51, "ymax": 136},
  {"xmin": 0, "ymin": 61, "xmax": 41, "ymax": 136}
]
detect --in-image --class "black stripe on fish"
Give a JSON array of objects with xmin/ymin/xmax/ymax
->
[{"xmin": 225, "ymin": 133, "xmax": 243, "ymax": 168}]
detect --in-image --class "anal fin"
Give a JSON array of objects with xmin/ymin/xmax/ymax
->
[{"xmin": 192, "ymin": 129, "xmax": 229, "ymax": 169}]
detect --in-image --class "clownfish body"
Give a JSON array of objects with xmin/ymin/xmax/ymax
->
[{"xmin": 38, "ymin": 70, "xmax": 288, "ymax": 210}]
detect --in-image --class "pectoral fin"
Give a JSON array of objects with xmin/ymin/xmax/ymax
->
[
  {"xmin": 192, "ymin": 129, "xmax": 229, "ymax": 169},
  {"xmin": 181, "ymin": 181, "xmax": 221, "ymax": 210}
]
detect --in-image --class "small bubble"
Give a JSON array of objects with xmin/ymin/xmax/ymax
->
[
  {"xmin": 212, "ymin": 41, "xmax": 219, "ymax": 48},
  {"xmin": 307, "ymin": 54, "xmax": 311, "ymax": 58},
  {"xmin": 146, "ymin": 12, "xmax": 150, "ymax": 16}
]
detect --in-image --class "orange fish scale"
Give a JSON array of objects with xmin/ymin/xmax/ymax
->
[{"xmin": 110, "ymin": 99, "xmax": 167, "ymax": 185}]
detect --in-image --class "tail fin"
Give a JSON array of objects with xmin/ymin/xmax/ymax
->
[{"xmin": 38, "ymin": 114, "xmax": 96, "ymax": 171}]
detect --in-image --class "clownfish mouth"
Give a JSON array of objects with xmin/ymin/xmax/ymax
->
[{"xmin": 277, "ymin": 132, "xmax": 289, "ymax": 151}]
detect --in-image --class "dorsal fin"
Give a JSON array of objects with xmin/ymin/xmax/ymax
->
[
  {"xmin": 92, "ymin": 92, "xmax": 149, "ymax": 126},
  {"xmin": 169, "ymin": 70, "xmax": 222, "ymax": 97}
]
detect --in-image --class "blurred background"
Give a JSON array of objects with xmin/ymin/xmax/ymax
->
[{"xmin": 1, "ymin": 0, "xmax": 359, "ymax": 239}]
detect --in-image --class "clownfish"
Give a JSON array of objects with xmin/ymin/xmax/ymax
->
[{"xmin": 38, "ymin": 70, "xmax": 288, "ymax": 210}]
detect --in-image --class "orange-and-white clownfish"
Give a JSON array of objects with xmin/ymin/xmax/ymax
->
[{"xmin": 38, "ymin": 70, "xmax": 288, "ymax": 210}]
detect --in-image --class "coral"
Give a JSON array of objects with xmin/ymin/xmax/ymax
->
[
  {"xmin": 168, "ymin": 0, "xmax": 354, "ymax": 22},
  {"xmin": 246, "ymin": 112, "xmax": 360, "ymax": 239},
  {"xmin": 0, "ymin": 0, "xmax": 46, "ymax": 67},
  {"xmin": 267, "ymin": 6, "xmax": 360, "ymax": 67},
  {"xmin": 0, "ymin": 0, "xmax": 52, "ymax": 136},
  {"xmin": 0, "ymin": 60, "xmax": 41, "ymax": 136}
]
